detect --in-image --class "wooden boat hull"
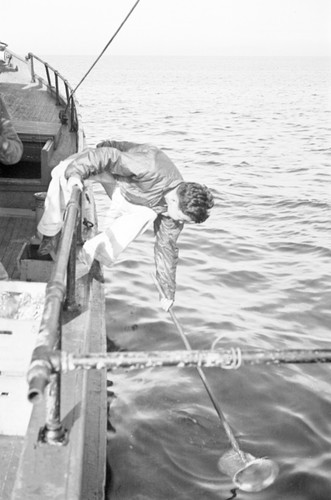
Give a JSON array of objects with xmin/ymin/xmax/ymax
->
[{"xmin": 0, "ymin": 46, "xmax": 106, "ymax": 499}]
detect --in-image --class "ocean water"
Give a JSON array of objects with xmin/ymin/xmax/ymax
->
[{"xmin": 48, "ymin": 55, "xmax": 331, "ymax": 499}]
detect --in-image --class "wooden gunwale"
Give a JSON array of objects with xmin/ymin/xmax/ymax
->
[{"xmin": 0, "ymin": 48, "xmax": 106, "ymax": 499}]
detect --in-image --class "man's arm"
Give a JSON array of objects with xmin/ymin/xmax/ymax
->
[
  {"xmin": 64, "ymin": 147, "xmax": 138, "ymax": 180},
  {"xmin": 154, "ymin": 216, "xmax": 183, "ymax": 302},
  {"xmin": 0, "ymin": 96, "xmax": 23, "ymax": 165}
]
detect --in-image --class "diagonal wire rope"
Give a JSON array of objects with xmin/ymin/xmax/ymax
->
[{"xmin": 66, "ymin": 0, "xmax": 141, "ymax": 106}]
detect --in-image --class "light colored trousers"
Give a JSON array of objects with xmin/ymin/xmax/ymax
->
[
  {"xmin": 82, "ymin": 186, "xmax": 157, "ymax": 268},
  {"xmin": 0, "ymin": 262, "xmax": 8, "ymax": 280}
]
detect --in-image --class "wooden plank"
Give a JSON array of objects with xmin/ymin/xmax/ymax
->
[
  {"xmin": 0, "ymin": 217, "xmax": 11, "ymax": 251},
  {"xmin": 0, "ymin": 208, "xmax": 35, "ymax": 218},
  {"xmin": 80, "ymin": 185, "xmax": 107, "ymax": 499},
  {"xmin": 0, "ymin": 216, "xmax": 35, "ymax": 278},
  {"xmin": 0, "ymin": 436, "xmax": 24, "ymax": 500},
  {"xmin": 13, "ymin": 120, "xmax": 61, "ymax": 139},
  {"xmin": 0, "ymin": 183, "xmax": 44, "ymax": 211},
  {"xmin": 1, "ymin": 218, "xmax": 16, "ymax": 271},
  {"xmin": 81, "ymin": 279, "xmax": 107, "ymax": 500},
  {"xmin": 49, "ymin": 128, "xmax": 78, "ymax": 168}
]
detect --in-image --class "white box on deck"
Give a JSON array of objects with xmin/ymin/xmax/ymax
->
[{"xmin": 0, "ymin": 281, "xmax": 46, "ymax": 436}]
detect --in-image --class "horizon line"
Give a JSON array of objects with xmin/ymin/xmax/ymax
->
[{"xmin": 41, "ymin": 53, "xmax": 331, "ymax": 58}]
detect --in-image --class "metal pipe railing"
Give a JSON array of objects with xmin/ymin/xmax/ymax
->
[
  {"xmin": 45, "ymin": 63, "xmax": 51, "ymax": 87},
  {"xmin": 26, "ymin": 53, "xmax": 79, "ymax": 130},
  {"xmin": 27, "ymin": 186, "xmax": 81, "ymax": 443},
  {"xmin": 58, "ymin": 348, "xmax": 331, "ymax": 372},
  {"xmin": 65, "ymin": 223, "xmax": 78, "ymax": 310},
  {"xmin": 54, "ymin": 71, "xmax": 60, "ymax": 106},
  {"xmin": 25, "ymin": 348, "xmax": 331, "ymax": 379}
]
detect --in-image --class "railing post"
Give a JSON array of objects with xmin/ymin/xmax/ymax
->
[
  {"xmin": 44, "ymin": 63, "xmax": 51, "ymax": 87},
  {"xmin": 77, "ymin": 193, "xmax": 83, "ymax": 245},
  {"xmin": 54, "ymin": 71, "xmax": 60, "ymax": 105},
  {"xmin": 27, "ymin": 53, "xmax": 35, "ymax": 83},
  {"xmin": 39, "ymin": 373, "xmax": 67, "ymax": 444},
  {"xmin": 64, "ymin": 80, "xmax": 70, "ymax": 104}
]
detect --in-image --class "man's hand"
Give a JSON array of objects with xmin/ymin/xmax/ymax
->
[
  {"xmin": 67, "ymin": 175, "xmax": 83, "ymax": 192},
  {"xmin": 160, "ymin": 297, "xmax": 173, "ymax": 312}
]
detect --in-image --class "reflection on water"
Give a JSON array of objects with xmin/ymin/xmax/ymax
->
[{"xmin": 48, "ymin": 55, "xmax": 331, "ymax": 499}]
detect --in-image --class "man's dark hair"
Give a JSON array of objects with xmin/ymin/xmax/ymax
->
[{"xmin": 177, "ymin": 182, "xmax": 214, "ymax": 223}]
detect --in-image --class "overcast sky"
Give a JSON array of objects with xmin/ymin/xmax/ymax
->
[{"xmin": 2, "ymin": 0, "xmax": 331, "ymax": 57}]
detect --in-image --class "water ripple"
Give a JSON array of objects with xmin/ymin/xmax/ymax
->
[{"xmin": 48, "ymin": 55, "xmax": 331, "ymax": 499}]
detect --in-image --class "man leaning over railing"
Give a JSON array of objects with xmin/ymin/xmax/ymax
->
[{"xmin": 37, "ymin": 140, "xmax": 214, "ymax": 311}]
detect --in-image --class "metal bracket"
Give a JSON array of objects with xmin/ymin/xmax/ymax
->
[{"xmin": 38, "ymin": 424, "xmax": 69, "ymax": 446}]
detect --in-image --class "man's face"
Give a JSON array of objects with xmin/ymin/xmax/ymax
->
[{"xmin": 165, "ymin": 192, "xmax": 193, "ymax": 223}]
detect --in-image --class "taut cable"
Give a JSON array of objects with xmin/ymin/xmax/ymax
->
[{"xmin": 65, "ymin": 0, "xmax": 141, "ymax": 109}]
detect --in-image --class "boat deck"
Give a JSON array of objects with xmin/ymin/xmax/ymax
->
[
  {"xmin": 0, "ymin": 82, "xmax": 63, "ymax": 123},
  {"xmin": 0, "ymin": 80, "xmax": 79, "ymax": 210},
  {"xmin": 0, "ymin": 436, "xmax": 24, "ymax": 500},
  {"xmin": 0, "ymin": 80, "xmax": 62, "ymax": 147}
]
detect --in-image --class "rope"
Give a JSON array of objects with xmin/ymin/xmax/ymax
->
[
  {"xmin": 221, "ymin": 347, "xmax": 242, "ymax": 370},
  {"xmin": 66, "ymin": 0, "xmax": 141, "ymax": 107},
  {"xmin": 211, "ymin": 335, "xmax": 242, "ymax": 369},
  {"xmin": 211, "ymin": 334, "xmax": 225, "ymax": 351}
]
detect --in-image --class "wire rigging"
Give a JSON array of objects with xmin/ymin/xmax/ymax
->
[{"xmin": 67, "ymin": 0, "xmax": 141, "ymax": 104}]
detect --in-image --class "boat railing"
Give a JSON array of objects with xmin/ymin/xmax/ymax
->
[
  {"xmin": 26, "ymin": 52, "xmax": 79, "ymax": 132},
  {"xmin": 27, "ymin": 185, "xmax": 82, "ymax": 444}
]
